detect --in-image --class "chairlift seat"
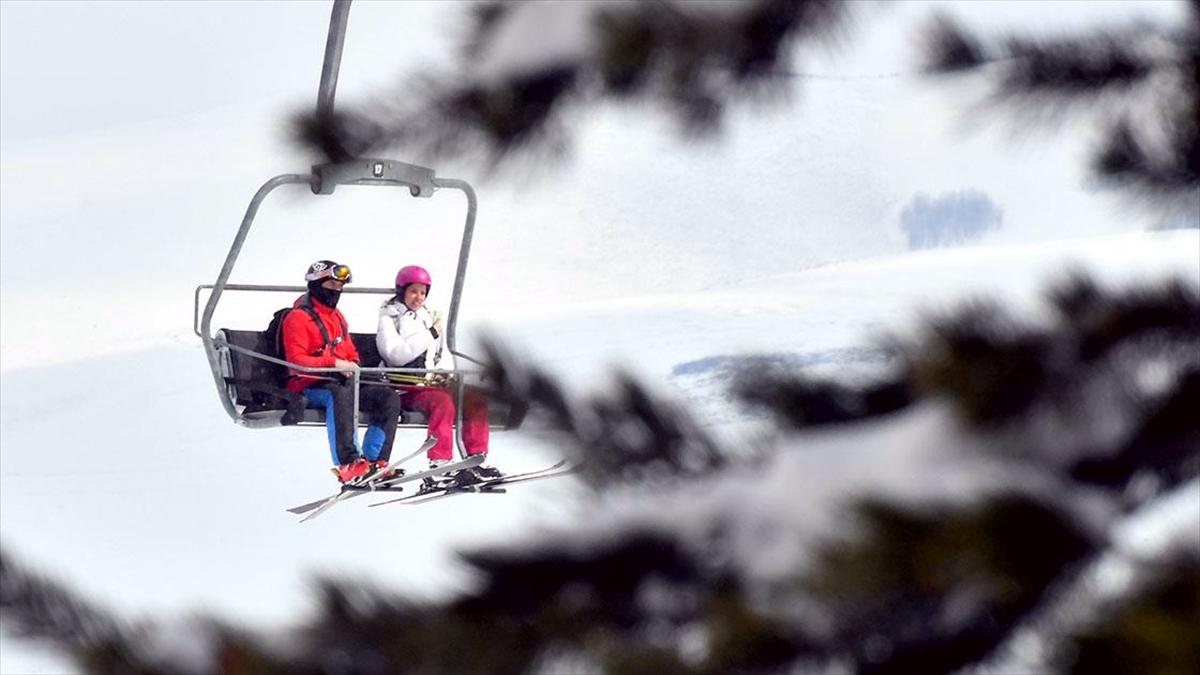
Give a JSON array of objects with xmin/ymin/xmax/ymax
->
[
  {"xmin": 216, "ymin": 328, "xmax": 427, "ymax": 427},
  {"xmin": 215, "ymin": 328, "xmax": 523, "ymax": 430}
]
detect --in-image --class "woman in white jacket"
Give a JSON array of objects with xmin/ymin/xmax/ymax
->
[{"xmin": 376, "ymin": 265, "xmax": 494, "ymax": 473}]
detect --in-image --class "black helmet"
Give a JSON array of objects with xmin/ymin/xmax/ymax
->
[
  {"xmin": 305, "ymin": 260, "xmax": 352, "ymax": 284},
  {"xmin": 305, "ymin": 260, "xmax": 351, "ymax": 308}
]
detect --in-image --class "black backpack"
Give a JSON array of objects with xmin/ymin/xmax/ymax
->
[{"xmin": 244, "ymin": 294, "xmax": 343, "ymax": 424}]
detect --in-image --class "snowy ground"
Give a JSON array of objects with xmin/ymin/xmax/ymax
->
[{"xmin": 2, "ymin": 228, "xmax": 1196, "ymax": 673}]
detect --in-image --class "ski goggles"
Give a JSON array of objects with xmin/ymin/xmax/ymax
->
[{"xmin": 305, "ymin": 263, "xmax": 353, "ymax": 284}]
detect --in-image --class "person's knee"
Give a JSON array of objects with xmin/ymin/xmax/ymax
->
[
  {"xmin": 324, "ymin": 384, "xmax": 351, "ymax": 407},
  {"xmin": 420, "ymin": 389, "xmax": 451, "ymax": 410},
  {"xmin": 467, "ymin": 393, "xmax": 488, "ymax": 412},
  {"xmin": 385, "ymin": 392, "xmax": 405, "ymax": 417}
]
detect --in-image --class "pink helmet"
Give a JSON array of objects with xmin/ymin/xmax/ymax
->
[{"xmin": 395, "ymin": 265, "xmax": 432, "ymax": 290}]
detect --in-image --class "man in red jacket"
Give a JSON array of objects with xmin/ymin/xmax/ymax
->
[{"xmin": 282, "ymin": 260, "xmax": 404, "ymax": 483}]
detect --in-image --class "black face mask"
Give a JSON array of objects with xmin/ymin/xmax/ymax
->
[{"xmin": 308, "ymin": 283, "xmax": 342, "ymax": 308}]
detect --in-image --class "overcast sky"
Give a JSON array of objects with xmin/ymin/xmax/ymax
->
[
  {"xmin": 1, "ymin": 0, "xmax": 1191, "ymax": 368},
  {"xmin": 2, "ymin": 1, "xmax": 1188, "ymax": 141},
  {"xmin": 0, "ymin": 0, "xmax": 443, "ymax": 140}
]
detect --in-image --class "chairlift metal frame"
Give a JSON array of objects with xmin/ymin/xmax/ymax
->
[{"xmin": 194, "ymin": 0, "xmax": 486, "ymax": 460}]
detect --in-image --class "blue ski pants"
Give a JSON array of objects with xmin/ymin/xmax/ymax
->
[{"xmin": 303, "ymin": 380, "xmax": 405, "ymax": 466}]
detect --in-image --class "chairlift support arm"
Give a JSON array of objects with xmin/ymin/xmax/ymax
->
[
  {"xmin": 198, "ymin": 0, "xmax": 482, "ymax": 453},
  {"xmin": 317, "ymin": 0, "xmax": 351, "ymax": 118}
]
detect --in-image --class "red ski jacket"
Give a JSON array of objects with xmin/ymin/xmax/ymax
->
[{"xmin": 281, "ymin": 295, "xmax": 360, "ymax": 393}]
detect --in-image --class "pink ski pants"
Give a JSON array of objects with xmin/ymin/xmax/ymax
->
[{"xmin": 401, "ymin": 385, "xmax": 490, "ymax": 461}]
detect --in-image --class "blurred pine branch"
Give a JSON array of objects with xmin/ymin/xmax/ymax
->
[{"xmin": 4, "ymin": 273, "xmax": 1196, "ymax": 674}]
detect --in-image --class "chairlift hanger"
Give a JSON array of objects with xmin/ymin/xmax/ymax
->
[{"xmin": 193, "ymin": 0, "xmax": 516, "ymax": 458}]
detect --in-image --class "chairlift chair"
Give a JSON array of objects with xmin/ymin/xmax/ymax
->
[{"xmin": 194, "ymin": 0, "xmax": 522, "ymax": 461}]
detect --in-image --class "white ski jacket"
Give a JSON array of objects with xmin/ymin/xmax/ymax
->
[{"xmin": 376, "ymin": 298, "xmax": 454, "ymax": 373}]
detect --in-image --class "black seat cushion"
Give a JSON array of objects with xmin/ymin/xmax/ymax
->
[{"xmin": 218, "ymin": 328, "xmax": 427, "ymax": 425}]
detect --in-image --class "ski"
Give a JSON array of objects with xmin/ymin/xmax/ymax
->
[
  {"xmin": 373, "ymin": 461, "xmax": 575, "ymax": 507},
  {"xmin": 293, "ymin": 451, "xmax": 485, "ymax": 522},
  {"xmin": 287, "ymin": 437, "xmax": 436, "ymax": 516},
  {"xmin": 287, "ymin": 437, "xmax": 436, "ymax": 517},
  {"xmin": 368, "ymin": 460, "xmax": 575, "ymax": 508}
]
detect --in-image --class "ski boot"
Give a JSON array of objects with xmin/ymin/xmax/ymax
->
[
  {"xmin": 422, "ymin": 458, "xmax": 483, "ymax": 492},
  {"xmin": 332, "ymin": 458, "xmax": 372, "ymax": 484},
  {"xmin": 372, "ymin": 459, "xmax": 403, "ymax": 482},
  {"xmin": 421, "ymin": 458, "xmax": 454, "ymax": 492},
  {"xmin": 468, "ymin": 454, "xmax": 503, "ymax": 481}
]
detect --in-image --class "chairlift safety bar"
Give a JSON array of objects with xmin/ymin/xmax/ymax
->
[{"xmin": 198, "ymin": 160, "xmax": 480, "ymax": 457}]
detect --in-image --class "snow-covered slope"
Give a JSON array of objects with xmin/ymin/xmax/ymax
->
[
  {"xmin": 2, "ymin": 2, "xmax": 1195, "ymax": 672},
  {"xmin": 1, "ymin": 230, "xmax": 1194, "ymax": 645}
]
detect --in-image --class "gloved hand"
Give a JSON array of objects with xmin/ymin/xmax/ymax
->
[{"xmin": 431, "ymin": 310, "xmax": 444, "ymax": 338}]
